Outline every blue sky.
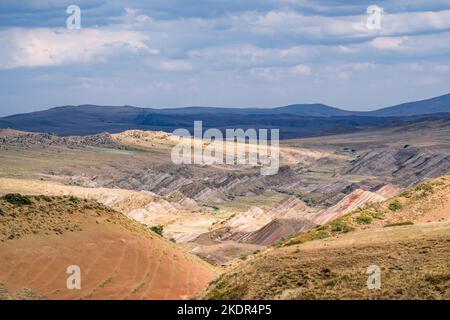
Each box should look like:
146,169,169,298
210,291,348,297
1,0,450,116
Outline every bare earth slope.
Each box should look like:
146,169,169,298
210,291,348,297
0,195,216,300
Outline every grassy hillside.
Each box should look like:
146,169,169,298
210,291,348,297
201,173,450,300
281,173,450,247
0,194,217,300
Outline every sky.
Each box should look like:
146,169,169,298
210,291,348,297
1,0,450,116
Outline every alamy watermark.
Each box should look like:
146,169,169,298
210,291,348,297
171,121,280,176
66,5,81,30
366,265,381,290
366,5,383,30
66,265,81,290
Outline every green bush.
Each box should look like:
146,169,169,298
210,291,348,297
368,210,385,219
40,195,53,202
69,196,79,204
388,200,402,211
310,228,330,240
239,253,247,261
415,183,433,193
330,220,354,233
2,194,32,206
413,183,434,199
356,213,373,225
150,224,164,236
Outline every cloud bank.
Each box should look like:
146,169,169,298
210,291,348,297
0,0,449,115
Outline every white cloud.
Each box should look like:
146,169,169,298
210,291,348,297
158,59,193,71
433,65,450,73
0,27,155,69
290,64,312,75
232,9,450,40
370,36,407,50
249,64,312,81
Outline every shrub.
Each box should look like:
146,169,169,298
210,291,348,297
425,273,450,285
2,194,32,206
310,228,330,240
356,213,373,225
368,210,385,219
330,220,354,233
415,183,433,193
36,195,52,203
150,224,164,236
388,200,402,212
413,183,434,199
203,204,219,211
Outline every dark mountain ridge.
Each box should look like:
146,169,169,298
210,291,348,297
0,94,449,139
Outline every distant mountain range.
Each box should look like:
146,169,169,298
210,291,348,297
1,93,449,139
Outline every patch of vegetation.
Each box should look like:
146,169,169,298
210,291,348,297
203,204,220,212
388,200,402,212
356,213,373,225
132,282,145,294
239,253,248,261
208,278,227,292
324,278,337,287
424,272,450,285
2,194,32,206
311,225,330,239
413,183,434,199
150,224,164,236
400,182,434,199
357,203,386,220
330,219,354,233
37,195,53,203
384,221,414,228
301,197,316,206
415,183,433,193
205,277,246,300
69,196,79,204
282,225,331,247
98,276,112,288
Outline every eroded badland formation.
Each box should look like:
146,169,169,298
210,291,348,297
0,116,449,299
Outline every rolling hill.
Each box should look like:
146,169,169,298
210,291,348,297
0,194,217,300
201,174,450,300
0,94,449,138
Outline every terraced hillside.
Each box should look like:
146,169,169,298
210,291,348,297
0,194,216,300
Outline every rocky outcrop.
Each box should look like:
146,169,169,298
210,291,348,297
306,188,390,225
0,130,120,149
